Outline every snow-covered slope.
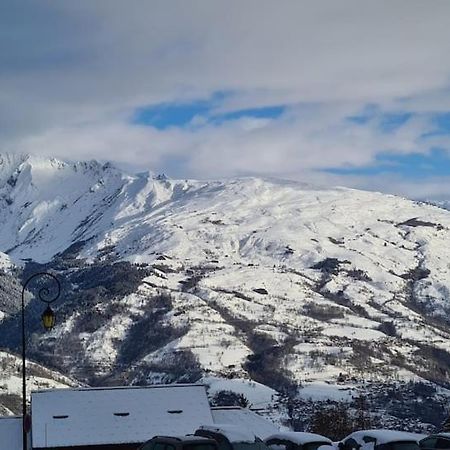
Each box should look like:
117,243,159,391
0,252,12,271
0,350,77,415
0,154,449,430
428,200,450,211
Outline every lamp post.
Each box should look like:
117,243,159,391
21,272,59,450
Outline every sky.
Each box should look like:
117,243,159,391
1,0,450,200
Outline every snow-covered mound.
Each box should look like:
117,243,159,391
0,153,450,431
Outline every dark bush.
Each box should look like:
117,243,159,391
304,302,345,321
253,288,268,295
400,267,430,281
309,402,354,440
346,269,372,282
210,390,250,408
378,321,397,337
311,258,350,275
180,275,203,292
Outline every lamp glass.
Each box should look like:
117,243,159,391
41,306,56,330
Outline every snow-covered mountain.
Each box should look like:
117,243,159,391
428,200,450,212
0,154,449,430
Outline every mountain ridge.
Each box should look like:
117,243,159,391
0,153,449,431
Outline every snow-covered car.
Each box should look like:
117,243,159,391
420,433,450,450
138,435,219,450
211,406,279,440
195,424,270,450
338,430,426,450
265,432,332,450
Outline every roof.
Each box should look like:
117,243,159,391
344,430,427,445
265,432,332,445
422,434,450,440
211,407,279,440
198,424,258,443
0,416,22,450
31,384,214,448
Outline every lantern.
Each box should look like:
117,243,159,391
41,305,56,330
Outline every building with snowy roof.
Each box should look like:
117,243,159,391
0,416,23,450
30,384,214,450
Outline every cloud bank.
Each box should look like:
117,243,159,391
1,0,450,198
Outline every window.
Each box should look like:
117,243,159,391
420,438,439,450
195,431,233,450
266,439,296,450
141,442,158,450
141,442,176,450
304,442,333,450
267,445,288,450
436,439,450,450
419,437,450,450
233,441,271,450
343,439,361,450
184,444,218,450
377,441,420,450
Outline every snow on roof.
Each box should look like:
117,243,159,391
198,424,258,443
31,384,214,448
0,416,22,450
265,432,332,445
211,407,279,440
345,430,426,445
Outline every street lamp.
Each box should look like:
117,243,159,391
21,272,60,450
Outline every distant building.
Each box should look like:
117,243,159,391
0,416,23,450
30,384,214,450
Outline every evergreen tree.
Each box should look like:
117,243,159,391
442,410,450,432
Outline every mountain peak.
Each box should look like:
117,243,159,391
0,152,124,176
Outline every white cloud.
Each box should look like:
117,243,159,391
1,0,450,198
7,103,435,178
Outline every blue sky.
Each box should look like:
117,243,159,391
132,93,286,129
326,149,450,178
336,109,450,179
131,95,450,186
348,107,413,132
2,1,450,199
